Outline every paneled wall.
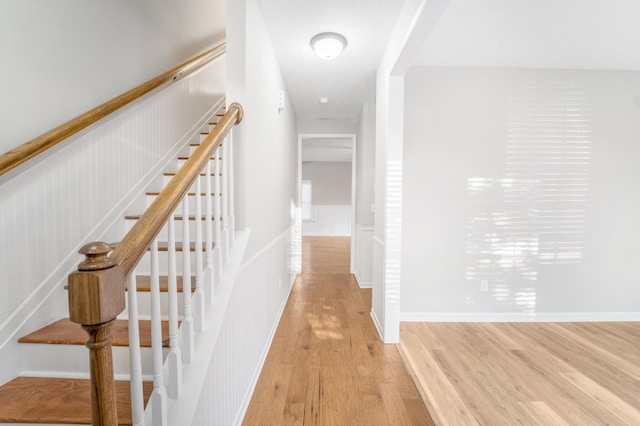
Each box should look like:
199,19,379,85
302,161,352,236
192,229,295,425
401,66,640,320
0,58,226,385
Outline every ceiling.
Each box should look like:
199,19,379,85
414,0,640,71
259,0,640,129
258,0,404,121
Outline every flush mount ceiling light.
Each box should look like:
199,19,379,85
310,32,347,60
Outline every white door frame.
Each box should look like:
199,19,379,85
298,133,357,273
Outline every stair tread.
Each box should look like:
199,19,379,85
154,241,208,252
133,275,195,292
0,377,152,425
65,275,195,292
163,172,221,176
125,214,219,221
146,191,218,196
177,157,221,160
18,318,169,347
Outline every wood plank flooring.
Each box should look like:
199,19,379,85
243,236,434,425
400,322,640,425
0,377,152,425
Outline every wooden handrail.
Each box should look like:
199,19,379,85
110,102,244,276
0,43,226,177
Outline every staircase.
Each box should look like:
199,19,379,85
0,106,229,425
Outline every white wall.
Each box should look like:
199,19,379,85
301,162,352,236
401,66,640,320
227,0,298,259
302,162,351,205
0,0,225,154
354,103,376,287
220,0,299,423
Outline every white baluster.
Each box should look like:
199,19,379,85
221,136,229,262
213,144,223,283
182,196,194,363
150,239,168,426
166,216,182,398
127,272,145,426
228,128,235,248
193,170,205,332
205,158,215,304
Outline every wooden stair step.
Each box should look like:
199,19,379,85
0,377,152,425
177,156,221,161
146,191,218,196
65,275,195,292
154,241,209,252
125,214,219,221
190,142,222,147
18,318,169,347
163,172,221,176
133,275,195,292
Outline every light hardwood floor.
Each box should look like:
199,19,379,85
400,321,640,425
243,236,434,425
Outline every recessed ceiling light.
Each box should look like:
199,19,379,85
319,97,329,104
310,32,347,60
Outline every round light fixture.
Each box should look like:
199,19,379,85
310,32,347,60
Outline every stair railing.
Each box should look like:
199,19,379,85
68,102,243,426
0,43,225,177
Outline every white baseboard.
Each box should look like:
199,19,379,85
353,272,372,289
370,309,384,340
400,311,640,322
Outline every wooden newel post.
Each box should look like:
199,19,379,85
68,242,126,426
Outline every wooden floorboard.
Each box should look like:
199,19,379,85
400,321,640,425
243,236,434,426
0,377,152,425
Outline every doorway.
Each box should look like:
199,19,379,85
298,133,356,273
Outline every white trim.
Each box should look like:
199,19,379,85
232,268,296,426
239,228,291,272
370,310,384,338
298,133,357,271
358,226,375,232
373,236,384,248
350,134,357,274
354,272,372,289
400,312,640,322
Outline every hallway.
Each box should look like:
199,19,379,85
243,237,434,425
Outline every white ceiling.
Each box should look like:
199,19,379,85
259,0,640,125
413,0,640,71
258,0,404,121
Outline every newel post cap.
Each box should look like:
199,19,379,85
68,242,125,325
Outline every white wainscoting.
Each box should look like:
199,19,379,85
0,57,226,386
302,205,351,236
190,228,296,426
353,225,374,288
